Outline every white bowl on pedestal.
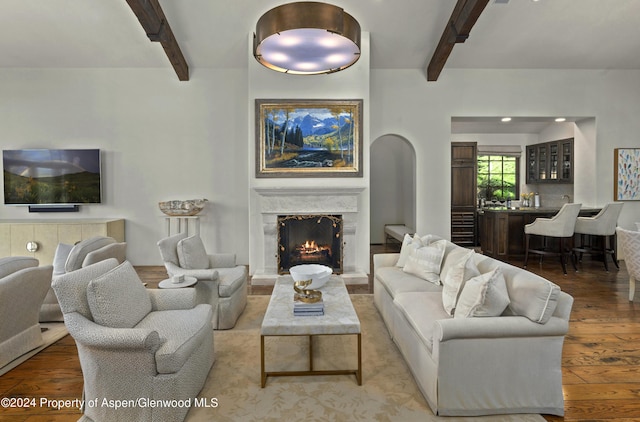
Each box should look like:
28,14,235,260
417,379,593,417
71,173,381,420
289,264,332,290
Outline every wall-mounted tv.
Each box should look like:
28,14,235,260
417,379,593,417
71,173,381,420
3,149,102,206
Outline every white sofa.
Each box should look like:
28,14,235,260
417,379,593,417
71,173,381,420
373,235,573,417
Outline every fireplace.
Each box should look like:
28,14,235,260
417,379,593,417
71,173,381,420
277,214,343,274
251,186,367,286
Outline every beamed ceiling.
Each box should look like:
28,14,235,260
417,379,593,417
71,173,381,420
0,0,639,81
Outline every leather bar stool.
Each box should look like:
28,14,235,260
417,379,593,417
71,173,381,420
524,203,582,275
573,202,624,271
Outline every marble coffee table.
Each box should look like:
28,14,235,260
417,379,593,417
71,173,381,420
260,275,362,387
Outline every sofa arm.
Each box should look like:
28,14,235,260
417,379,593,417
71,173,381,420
209,253,236,268
435,315,569,342
147,288,197,310
373,253,400,272
164,262,219,281
64,312,161,352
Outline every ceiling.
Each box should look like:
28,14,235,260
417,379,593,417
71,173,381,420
1,0,640,72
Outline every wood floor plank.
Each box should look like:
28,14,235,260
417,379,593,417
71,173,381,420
2,248,640,421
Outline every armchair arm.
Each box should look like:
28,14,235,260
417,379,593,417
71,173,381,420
164,261,219,281
147,288,197,310
63,312,161,352
209,253,236,268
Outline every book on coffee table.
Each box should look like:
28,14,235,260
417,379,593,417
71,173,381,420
293,294,324,316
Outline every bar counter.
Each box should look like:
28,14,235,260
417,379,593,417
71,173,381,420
477,206,601,261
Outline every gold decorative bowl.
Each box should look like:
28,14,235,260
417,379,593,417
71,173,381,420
158,199,208,216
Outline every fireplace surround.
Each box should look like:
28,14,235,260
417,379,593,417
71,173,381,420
251,187,367,285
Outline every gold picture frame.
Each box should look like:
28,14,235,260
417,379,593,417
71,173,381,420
255,99,363,178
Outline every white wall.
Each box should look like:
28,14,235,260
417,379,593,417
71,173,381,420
247,33,371,275
2,64,639,268
370,69,640,236
0,68,249,265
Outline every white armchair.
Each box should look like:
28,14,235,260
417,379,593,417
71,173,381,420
157,233,247,329
0,257,53,369
40,236,127,322
52,259,214,422
524,203,582,274
616,227,640,301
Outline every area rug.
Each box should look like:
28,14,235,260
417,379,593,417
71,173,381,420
0,322,68,376
186,295,544,422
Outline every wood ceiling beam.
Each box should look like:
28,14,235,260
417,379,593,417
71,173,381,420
426,0,490,82
126,0,189,81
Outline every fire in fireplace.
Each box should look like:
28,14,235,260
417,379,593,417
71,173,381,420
277,214,343,274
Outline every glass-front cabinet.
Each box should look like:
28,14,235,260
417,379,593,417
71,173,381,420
525,138,574,184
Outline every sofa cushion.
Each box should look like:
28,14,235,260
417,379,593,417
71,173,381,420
397,233,438,267
441,249,480,316
402,239,446,285
135,304,212,374
376,266,443,299
394,292,451,354
177,236,210,270
86,261,152,328
0,256,38,279
52,243,73,276
454,267,510,318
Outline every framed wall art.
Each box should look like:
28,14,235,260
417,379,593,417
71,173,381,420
614,148,640,200
255,99,363,178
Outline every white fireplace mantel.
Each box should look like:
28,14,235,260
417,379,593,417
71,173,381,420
251,186,367,285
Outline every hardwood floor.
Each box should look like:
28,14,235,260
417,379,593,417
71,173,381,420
1,246,639,421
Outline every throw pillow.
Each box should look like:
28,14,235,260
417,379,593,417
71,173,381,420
441,249,480,316
86,261,152,328
177,235,210,270
396,233,437,267
402,239,447,285
52,243,73,276
454,267,510,318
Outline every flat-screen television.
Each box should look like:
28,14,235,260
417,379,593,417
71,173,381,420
3,149,102,206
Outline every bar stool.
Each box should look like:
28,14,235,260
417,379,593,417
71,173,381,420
616,227,640,301
573,202,624,271
524,203,582,275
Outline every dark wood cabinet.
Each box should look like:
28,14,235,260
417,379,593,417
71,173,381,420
451,142,477,247
526,138,574,184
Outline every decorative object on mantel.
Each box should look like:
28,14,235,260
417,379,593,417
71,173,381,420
158,199,208,216
255,99,363,178
614,148,640,200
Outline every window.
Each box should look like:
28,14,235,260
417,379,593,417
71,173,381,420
477,155,519,201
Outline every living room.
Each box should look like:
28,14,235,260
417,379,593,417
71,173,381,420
1,1,640,421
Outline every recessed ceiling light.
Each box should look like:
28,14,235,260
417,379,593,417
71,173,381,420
555,117,566,122
501,117,512,122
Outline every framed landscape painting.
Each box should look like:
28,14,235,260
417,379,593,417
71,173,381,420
255,99,363,178
614,148,640,200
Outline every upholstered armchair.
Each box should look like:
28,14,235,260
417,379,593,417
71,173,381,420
616,227,640,301
52,259,214,422
0,257,53,369
524,203,582,274
40,236,127,322
574,202,624,271
157,232,247,329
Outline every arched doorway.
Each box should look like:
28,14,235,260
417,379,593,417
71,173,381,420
370,134,416,244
